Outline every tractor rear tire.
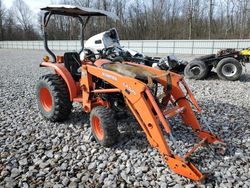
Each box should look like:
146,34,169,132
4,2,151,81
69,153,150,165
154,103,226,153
184,60,209,80
216,58,242,81
90,106,119,147
36,74,72,122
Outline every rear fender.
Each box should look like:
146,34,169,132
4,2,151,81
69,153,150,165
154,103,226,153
40,62,77,101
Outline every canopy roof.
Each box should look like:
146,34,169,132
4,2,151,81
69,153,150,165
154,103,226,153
41,5,119,20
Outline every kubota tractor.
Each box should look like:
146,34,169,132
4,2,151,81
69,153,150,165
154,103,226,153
36,5,226,181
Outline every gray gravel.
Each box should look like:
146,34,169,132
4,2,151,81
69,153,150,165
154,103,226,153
0,49,250,187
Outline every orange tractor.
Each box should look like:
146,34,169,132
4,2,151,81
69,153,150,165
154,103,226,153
37,5,225,181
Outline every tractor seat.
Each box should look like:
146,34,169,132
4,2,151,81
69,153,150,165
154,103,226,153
64,52,81,81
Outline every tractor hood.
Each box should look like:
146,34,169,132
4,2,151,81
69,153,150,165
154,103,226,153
40,5,119,20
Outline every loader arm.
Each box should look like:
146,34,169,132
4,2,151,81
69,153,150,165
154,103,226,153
80,63,224,181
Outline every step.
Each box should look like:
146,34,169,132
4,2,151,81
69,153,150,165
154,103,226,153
183,138,207,160
163,106,185,119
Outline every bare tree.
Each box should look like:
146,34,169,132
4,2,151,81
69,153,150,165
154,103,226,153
73,0,91,7
0,0,5,40
3,10,17,40
239,0,248,38
208,0,214,39
1,0,250,40
188,0,193,39
13,0,33,31
9,0,38,39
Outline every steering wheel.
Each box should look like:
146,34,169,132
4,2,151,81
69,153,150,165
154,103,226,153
100,46,119,59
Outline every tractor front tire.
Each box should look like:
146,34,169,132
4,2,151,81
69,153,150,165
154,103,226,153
216,58,242,81
184,60,209,80
36,74,72,122
90,106,119,147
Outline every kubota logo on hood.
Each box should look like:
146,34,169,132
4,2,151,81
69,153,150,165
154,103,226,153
102,72,117,81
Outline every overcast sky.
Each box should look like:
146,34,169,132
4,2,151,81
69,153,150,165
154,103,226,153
3,0,53,12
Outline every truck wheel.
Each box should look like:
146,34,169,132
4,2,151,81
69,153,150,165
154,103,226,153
216,58,242,81
184,60,209,80
90,106,119,147
36,74,72,122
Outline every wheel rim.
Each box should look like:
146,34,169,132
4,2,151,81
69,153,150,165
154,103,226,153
190,66,201,76
39,87,52,112
92,116,104,140
221,64,237,77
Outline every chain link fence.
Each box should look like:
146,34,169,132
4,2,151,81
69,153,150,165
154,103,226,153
0,39,250,55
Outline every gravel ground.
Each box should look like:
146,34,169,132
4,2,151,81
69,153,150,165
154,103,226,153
0,49,250,188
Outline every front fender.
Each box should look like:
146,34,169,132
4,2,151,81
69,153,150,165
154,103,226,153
40,62,77,101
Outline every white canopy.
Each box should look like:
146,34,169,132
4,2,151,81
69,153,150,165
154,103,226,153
41,5,119,20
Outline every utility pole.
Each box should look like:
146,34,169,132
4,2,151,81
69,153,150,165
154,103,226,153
208,0,214,39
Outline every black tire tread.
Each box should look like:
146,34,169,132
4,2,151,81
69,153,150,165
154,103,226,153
216,58,242,81
90,106,119,147
36,74,72,122
184,60,209,80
